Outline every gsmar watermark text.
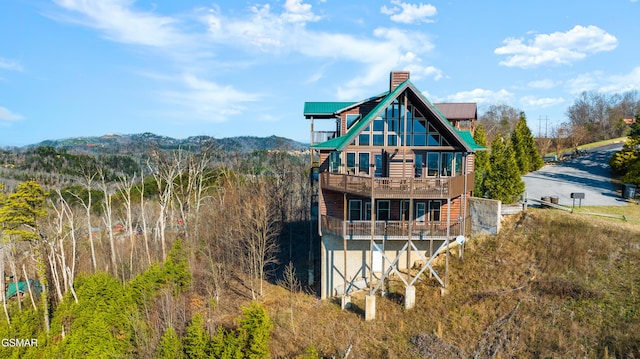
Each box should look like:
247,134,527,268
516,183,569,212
2,338,38,347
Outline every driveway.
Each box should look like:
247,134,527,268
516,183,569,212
523,144,626,207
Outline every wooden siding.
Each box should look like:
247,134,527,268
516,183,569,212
466,153,475,174
320,190,342,218
318,151,330,173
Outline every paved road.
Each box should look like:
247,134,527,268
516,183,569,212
523,143,626,207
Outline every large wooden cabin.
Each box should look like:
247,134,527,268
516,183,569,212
306,71,482,299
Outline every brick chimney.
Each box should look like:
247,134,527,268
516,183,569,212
390,71,410,91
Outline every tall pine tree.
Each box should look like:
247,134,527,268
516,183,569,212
0,181,50,331
511,113,544,174
484,135,525,203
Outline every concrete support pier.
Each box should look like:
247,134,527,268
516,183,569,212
404,285,416,310
365,295,376,321
341,295,351,310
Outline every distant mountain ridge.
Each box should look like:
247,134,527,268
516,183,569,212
28,132,308,154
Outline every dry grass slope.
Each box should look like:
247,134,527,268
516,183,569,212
263,208,640,358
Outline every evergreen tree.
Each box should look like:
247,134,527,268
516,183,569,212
210,325,243,359
511,114,531,175
0,181,50,332
157,326,183,359
511,113,544,174
183,313,210,359
0,180,47,241
611,116,640,185
484,135,525,203
473,125,489,197
56,273,134,358
238,302,272,359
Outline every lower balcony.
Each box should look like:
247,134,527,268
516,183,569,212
320,214,470,240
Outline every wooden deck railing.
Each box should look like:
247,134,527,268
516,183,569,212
320,172,474,199
321,215,471,240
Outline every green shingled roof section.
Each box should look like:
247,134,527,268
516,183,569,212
456,130,485,151
304,102,356,115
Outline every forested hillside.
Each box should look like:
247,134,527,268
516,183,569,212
1,133,639,358
0,143,311,358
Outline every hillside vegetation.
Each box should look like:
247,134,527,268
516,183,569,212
2,205,639,358
260,209,640,358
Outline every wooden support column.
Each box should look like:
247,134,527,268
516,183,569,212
342,192,349,308
369,175,375,295
406,198,414,283
445,197,451,292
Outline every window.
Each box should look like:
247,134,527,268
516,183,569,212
413,134,426,146
427,152,439,176
427,134,440,146
329,152,341,173
416,203,426,223
374,154,384,177
373,134,384,146
359,153,370,175
415,153,423,177
364,202,372,220
455,153,463,175
441,153,453,177
429,200,441,221
373,119,385,131
346,114,361,129
413,119,426,133
387,119,398,132
358,134,370,146
377,200,390,221
401,200,410,221
400,118,412,133
387,135,398,146
346,152,356,174
348,200,362,221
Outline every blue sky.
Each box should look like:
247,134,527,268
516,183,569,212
1,0,639,146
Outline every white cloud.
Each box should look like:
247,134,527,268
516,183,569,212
565,71,605,94
52,1,439,106
0,107,22,121
495,25,618,68
566,67,640,95
403,64,442,81
441,88,514,104
161,74,262,122
520,96,565,108
599,67,640,93
202,2,437,99
51,0,188,48
0,57,23,72
282,0,321,23
380,0,437,24
528,79,559,89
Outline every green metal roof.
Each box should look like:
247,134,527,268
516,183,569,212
6,279,41,299
456,130,485,151
311,79,481,152
304,102,356,116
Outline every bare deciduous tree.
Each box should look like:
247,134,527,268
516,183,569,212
238,180,281,299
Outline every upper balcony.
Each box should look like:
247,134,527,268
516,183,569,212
311,131,338,145
320,172,474,199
